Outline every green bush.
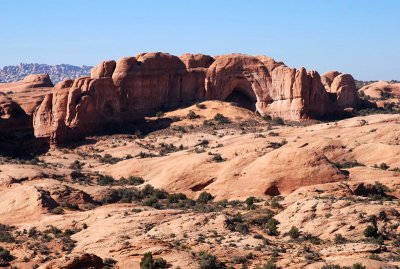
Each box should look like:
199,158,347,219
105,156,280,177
97,175,115,185
214,113,230,124
0,247,14,262
212,153,224,162
288,226,300,239
303,232,321,245
140,252,168,269
379,162,389,170
363,225,378,238
271,117,284,125
198,251,222,269
266,218,279,236
262,114,272,121
69,160,83,170
197,191,214,204
245,196,255,209
334,234,346,244
187,110,199,119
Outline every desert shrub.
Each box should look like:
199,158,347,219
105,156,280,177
0,224,15,243
378,211,387,221
140,252,154,269
28,227,38,238
320,266,342,269
374,182,389,196
198,251,224,269
119,176,145,186
271,117,284,125
303,233,321,244
334,234,346,244
224,213,249,234
100,154,123,164
368,254,382,261
212,153,224,162
138,151,158,158
104,257,117,265
269,140,287,149
334,160,364,169
245,196,256,209
167,193,187,204
139,252,168,269
266,218,279,236
351,264,366,269
50,207,64,215
288,226,300,239
70,170,90,184
321,264,366,269
363,225,378,238
187,110,199,119
262,114,272,121
0,247,14,262
270,196,283,209
379,162,389,170
214,113,230,124
197,191,214,204
69,160,83,170
97,175,115,185
268,131,279,136
0,231,14,243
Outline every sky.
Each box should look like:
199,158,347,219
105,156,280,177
0,0,399,80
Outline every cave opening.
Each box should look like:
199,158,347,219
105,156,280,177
225,87,256,111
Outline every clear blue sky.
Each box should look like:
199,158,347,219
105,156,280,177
0,0,399,80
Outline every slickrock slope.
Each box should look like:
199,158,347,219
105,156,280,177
32,52,364,144
360,81,400,99
359,81,400,108
0,104,399,269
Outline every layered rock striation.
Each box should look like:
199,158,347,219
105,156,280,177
28,52,363,144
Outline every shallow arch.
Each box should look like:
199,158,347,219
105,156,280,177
205,54,272,112
223,79,257,111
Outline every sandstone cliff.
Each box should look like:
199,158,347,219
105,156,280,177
0,74,53,155
29,53,361,144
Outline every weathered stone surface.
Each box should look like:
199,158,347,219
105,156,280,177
39,253,104,269
321,70,340,92
30,52,361,144
179,53,214,69
90,60,116,79
0,93,30,132
330,73,359,109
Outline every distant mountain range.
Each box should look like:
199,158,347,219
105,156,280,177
0,63,92,84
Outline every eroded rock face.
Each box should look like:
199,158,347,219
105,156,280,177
34,53,212,143
0,75,53,155
31,52,361,144
205,54,341,119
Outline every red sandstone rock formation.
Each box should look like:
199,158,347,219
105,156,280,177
0,74,53,155
321,71,359,110
30,53,361,144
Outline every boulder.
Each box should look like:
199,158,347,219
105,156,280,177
179,53,214,69
90,60,116,79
